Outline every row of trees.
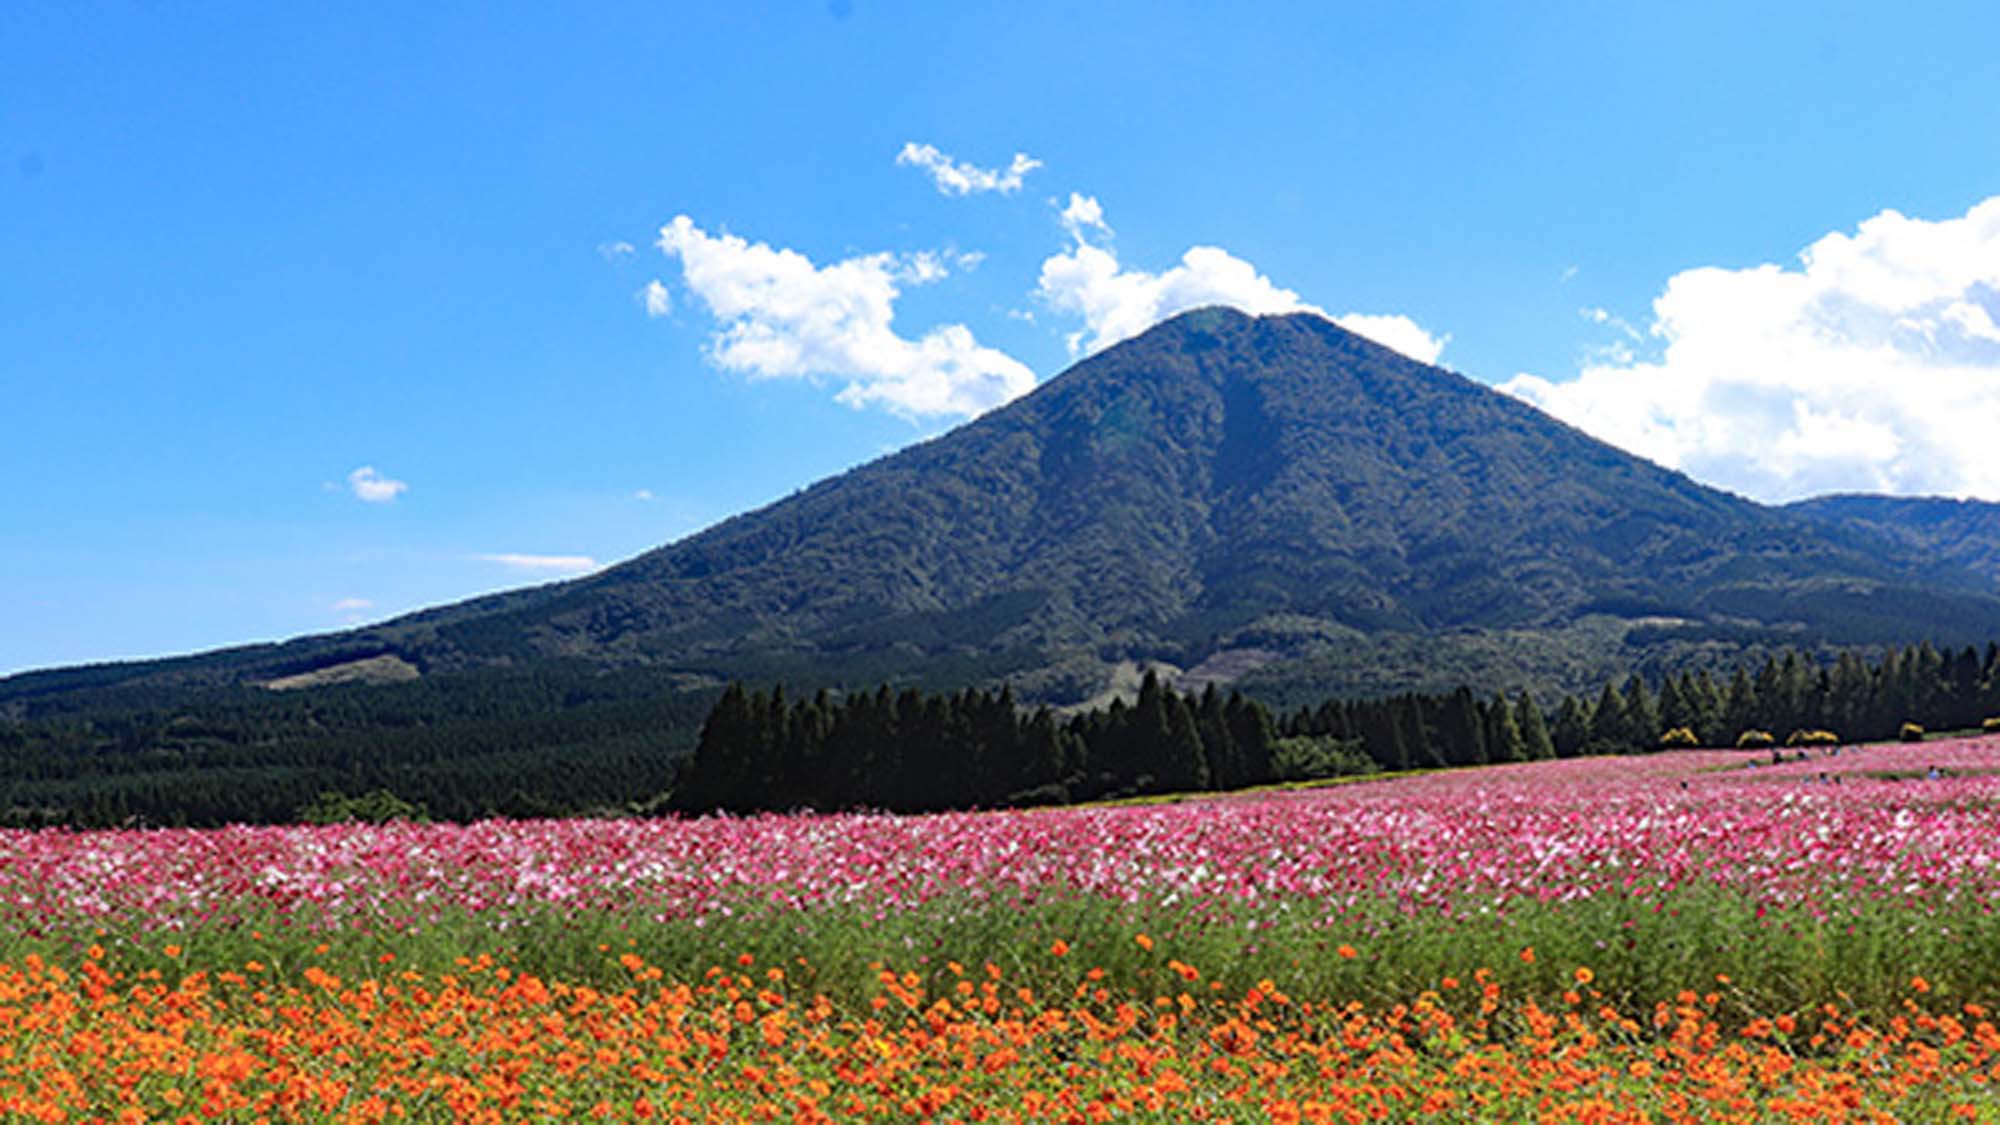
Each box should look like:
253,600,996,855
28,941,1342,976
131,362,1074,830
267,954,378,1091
1286,643,2000,772
9,640,2000,824
0,664,718,827
676,642,2000,814
670,676,1278,814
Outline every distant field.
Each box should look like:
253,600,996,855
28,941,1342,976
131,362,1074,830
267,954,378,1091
4,737,2000,1120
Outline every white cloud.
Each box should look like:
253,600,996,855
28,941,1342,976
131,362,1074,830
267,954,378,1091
598,240,635,260
330,597,373,613
896,142,1041,196
633,488,656,501
655,215,1036,417
1502,196,2000,502
477,553,600,575
1058,192,1111,244
346,466,407,504
1580,306,1642,340
1036,195,1447,364
641,279,672,317
1329,313,1449,366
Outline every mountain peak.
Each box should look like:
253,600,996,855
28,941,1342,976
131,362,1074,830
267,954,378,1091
12,308,2000,712
348,307,2000,695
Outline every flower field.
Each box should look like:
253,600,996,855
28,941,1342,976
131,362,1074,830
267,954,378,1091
5,737,2000,1121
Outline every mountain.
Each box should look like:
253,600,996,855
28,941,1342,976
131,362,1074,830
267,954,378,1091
1786,494,2000,588
10,307,2000,720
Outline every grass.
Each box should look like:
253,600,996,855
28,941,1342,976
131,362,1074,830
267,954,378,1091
9,879,1994,1034
7,750,2000,1120
1072,766,1435,809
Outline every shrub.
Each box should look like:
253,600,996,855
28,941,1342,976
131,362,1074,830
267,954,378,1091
1004,783,1071,808
1899,722,1927,743
1734,729,1776,750
299,789,430,825
1786,729,1840,747
1658,727,1701,749
1983,716,2000,734
1272,735,1379,782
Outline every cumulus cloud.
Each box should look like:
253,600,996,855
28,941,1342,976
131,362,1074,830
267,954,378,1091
1328,313,1449,366
655,215,1036,417
346,466,407,504
641,279,672,317
1036,194,1447,364
1057,192,1110,243
1502,197,2000,502
597,240,635,260
896,142,1041,196
477,553,600,575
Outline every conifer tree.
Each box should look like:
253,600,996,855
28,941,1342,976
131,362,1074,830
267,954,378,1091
1436,687,1487,766
1514,690,1555,760
1722,666,1759,743
1587,681,1630,753
1689,669,1725,745
1551,695,1590,759
1020,707,1067,795
1158,690,1210,793
1224,692,1278,785
1397,695,1442,768
1656,674,1689,735
1195,685,1242,789
1623,674,1659,748
1486,692,1526,762
1357,699,1408,771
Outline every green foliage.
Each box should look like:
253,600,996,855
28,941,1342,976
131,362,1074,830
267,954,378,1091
298,788,429,825
1270,735,1378,782
669,674,1278,815
1658,727,1700,749
13,881,2000,1036
18,309,2000,743
1983,716,2000,733
9,634,2000,826
1784,729,1840,747
1735,729,1776,750
0,663,717,827
10,309,2000,824
1900,721,1928,742
1514,690,1556,760
1788,494,2000,588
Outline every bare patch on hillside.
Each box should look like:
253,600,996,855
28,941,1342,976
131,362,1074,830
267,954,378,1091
261,654,419,691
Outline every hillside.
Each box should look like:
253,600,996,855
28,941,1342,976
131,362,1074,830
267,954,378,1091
10,308,2000,722
1786,494,2000,588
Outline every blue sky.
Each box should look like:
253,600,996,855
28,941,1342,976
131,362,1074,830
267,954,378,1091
5,1,2000,675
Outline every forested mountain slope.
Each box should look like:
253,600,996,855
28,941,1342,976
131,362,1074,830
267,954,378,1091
9,308,2000,721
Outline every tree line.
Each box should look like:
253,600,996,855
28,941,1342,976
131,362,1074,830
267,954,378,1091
668,675,1279,814
1283,642,2000,772
673,641,2000,814
0,663,716,828
5,641,2000,825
